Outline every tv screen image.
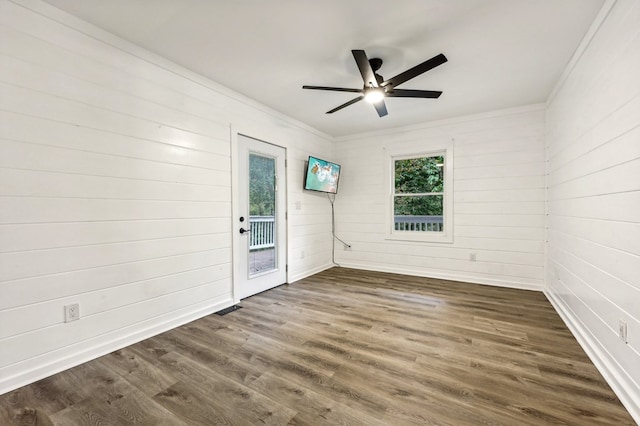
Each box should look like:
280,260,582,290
304,156,341,194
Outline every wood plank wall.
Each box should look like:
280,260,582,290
545,0,640,421
2,3,636,422
333,106,546,290
0,0,334,394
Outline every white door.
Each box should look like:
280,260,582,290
234,135,287,300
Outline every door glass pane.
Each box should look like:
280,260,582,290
249,153,276,276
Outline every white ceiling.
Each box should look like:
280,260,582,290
42,0,604,137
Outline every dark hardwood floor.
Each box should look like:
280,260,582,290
0,267,635,425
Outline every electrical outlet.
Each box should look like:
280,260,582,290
300,250,305,259
64,303,80,323
469,252,477,262
619,319,628,343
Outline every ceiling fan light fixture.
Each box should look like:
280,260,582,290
364,88,384,104
302,49,447,117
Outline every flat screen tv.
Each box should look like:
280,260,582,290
304,156,341,194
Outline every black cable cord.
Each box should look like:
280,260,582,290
328,193,351,266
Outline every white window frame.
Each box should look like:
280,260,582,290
385,143,453,243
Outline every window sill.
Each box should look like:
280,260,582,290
385,232,453,244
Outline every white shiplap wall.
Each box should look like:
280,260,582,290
333,106,546,290
0,0,333,394
545,0,640,420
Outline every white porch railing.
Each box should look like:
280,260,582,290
249,216,440,249
249,216,275,250
394,215,443,232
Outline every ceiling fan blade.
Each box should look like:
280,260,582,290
386,89,442,98
326,96,363,114
352,50,379,88
373,100,388,117
382,53,447,89
302,85,363,93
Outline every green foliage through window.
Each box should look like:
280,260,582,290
249,154,275,216
395,156,444,194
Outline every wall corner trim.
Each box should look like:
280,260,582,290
288,263,335,284
546,0,618,105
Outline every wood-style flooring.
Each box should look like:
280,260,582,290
0,267,635,425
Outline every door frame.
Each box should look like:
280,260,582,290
230,128,288,304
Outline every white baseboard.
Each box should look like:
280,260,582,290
0,297,233,395
545,290,640,424
336,262,543,292
287,262,335,284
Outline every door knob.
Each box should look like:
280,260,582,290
239,227,251,234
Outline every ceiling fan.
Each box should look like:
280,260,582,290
303,49,448,117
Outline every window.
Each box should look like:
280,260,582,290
386,145,453,243
394,155,444,231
